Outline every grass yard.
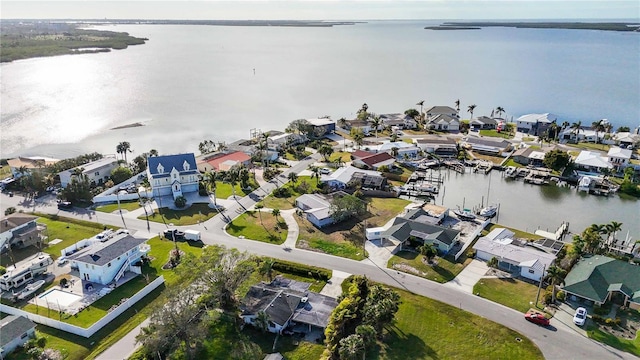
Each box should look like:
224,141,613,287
329,151,351,163
215,182,253,199
0,165,12,178
470,152,505,165
483,223,539,240
503,158,524,168
573,142,611,152
473,278,542,313
142,203,218,226
95,200,141,213
388,251,473,283
226,211,287,244
298,198,410,260
480,129,513,139
260,176,322,210
380,289,543,360
588,326,640,357
145,236,205,286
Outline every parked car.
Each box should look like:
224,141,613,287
573,307,587,326
57,201,72,209
320,168,331,174
524,312,550,326
57,256,68,266
164,229,185,240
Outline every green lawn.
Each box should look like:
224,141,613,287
214,182,253,199
329,151,351,163
95,201,141,213
284,151,312,161
503,158,525,168
480,129,513,139
142,203,218,226
226,211,287,244
473,278,542,313
572,142,611,152
380,289,543,359
0,165,12,178
388,251,472,283
260,176,322,210
483,223,540,240
588,325,640,357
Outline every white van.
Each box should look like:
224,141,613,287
184,230,202,241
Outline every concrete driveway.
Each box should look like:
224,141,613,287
444,259,489,293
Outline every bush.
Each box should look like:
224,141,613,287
556,290,566,302
273,187,291,198
174,196,187,208
543,293,553,305
593,305,610,316
487,257,498,268
272,260,331,281
0,266,5,275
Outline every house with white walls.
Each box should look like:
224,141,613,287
147,153,199,200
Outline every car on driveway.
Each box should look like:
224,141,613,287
320,168,331,174
524,311,550,326
57,201,73,209
573,307,587,326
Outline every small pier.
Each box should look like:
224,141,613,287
535,221,570,241
443,160,465,174
524,169,551,185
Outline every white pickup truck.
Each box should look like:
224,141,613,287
184,229,202,241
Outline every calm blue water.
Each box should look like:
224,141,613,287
1,21,639,158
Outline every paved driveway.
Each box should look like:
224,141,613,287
443,259,489,293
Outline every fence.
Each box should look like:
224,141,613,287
454,219,490,261
92,171,149,203
0,276,164,338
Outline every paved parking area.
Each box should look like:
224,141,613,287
443,259,489,293
320,270,351,298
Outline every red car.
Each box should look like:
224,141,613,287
525,312,550,326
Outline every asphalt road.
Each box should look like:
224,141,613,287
1,160,637,360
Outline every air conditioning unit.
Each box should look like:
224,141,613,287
301,297,308,303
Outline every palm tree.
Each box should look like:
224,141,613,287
310,166,321,185
287,172,298,184
116,141,132,162
545,266,567,303
203,171,218,207
495,106,505,119
149,149,158,157
254,203,265,226
592,119,605,144
467,104,477,121
454,99,460,112
16,165,29,178
260,133,270,167
255,311,270,333
333,158,344,168
416,100,424,122
390,132,399,142
259,258,275,282
370,114,382,138
605,221,623,247
272,208,280,223
570,121,583,140
390,147,399,158
352,131,364,149
339,334,365,360
420,243,438,263
225,168,239,199
337,117,348,129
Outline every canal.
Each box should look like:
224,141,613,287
429,168,640,239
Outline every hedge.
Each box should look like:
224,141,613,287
272,260,331,281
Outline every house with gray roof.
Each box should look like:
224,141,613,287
68,232,150,286
0,315,36,357
320,166,386,190
471,116,498,131
426,114,460,132
147,153,199,200
425,106,459,119
1,213,44,254
462,136,512,155
383,216,460,254
295,193,334,228
515,113,557,136
240,283,338,334
562,255,640,310
414,136,458,158
59,155,119,188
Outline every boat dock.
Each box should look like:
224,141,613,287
535,221,570,241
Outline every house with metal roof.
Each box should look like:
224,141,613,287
414,136,458,158
295,193,334,228
147,153,199,199
512,146,548,167
305,118,336,138
0,315,36,357
68,232,150,286
374,141,420,159
462,136,512,155
352,152,396,170
515,113,558,136
320,166,386,190
574,150,613,173
59,155,119,187
562,255,640,309
240,283,338,334
383,216,460,254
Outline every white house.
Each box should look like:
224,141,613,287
59,155,119,187
607,147,632,171
414,137,458,158
267,133,308,150
345,119,372,135
374,141,420,159
425,106,459,119
6,156,59,179
515,113,558,136
352,152,396,170
0,315,36,358
574,150,613,173
473,234,556,282
320,166,385,189
426,114,460,132
147,153,199,200
0,213,44,253
379,113,417,129
68,232,150,286
295,193,335,228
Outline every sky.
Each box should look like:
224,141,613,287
1,1,639,20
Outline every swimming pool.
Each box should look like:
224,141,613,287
37,288,82,308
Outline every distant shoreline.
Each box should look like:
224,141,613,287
425,21,640,32
69,19,360,28
110,122,145,130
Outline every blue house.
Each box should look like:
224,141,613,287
147,153,199,199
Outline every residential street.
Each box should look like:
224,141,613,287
1,155,637,360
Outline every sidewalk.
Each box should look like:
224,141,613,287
320,270,351,298
95,319,149,360
280,209,299,249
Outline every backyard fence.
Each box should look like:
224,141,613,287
0,276,164,338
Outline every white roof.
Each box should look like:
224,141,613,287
473,237,556,268
485,228,515,241
529,151,546,160
607,147,632,159
320,166,382,185
574,151,613,169
64,156,118,174
296,193,331,209
306,118,334,126
516,113,558,124
376,141,419,152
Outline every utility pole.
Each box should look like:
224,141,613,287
535,264,547,309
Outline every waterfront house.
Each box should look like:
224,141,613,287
344,119,372,135
147,153,199,200
306,118,336,138
379,113,417,130
425,106,459,119
473,231,556,282
240,283,338,334
7,156,59,179
470,116,498,131
0,315,36,358
59,155,119,187
462,136,512,155
197,151,252,172
512,147,547,167
67,231,150,286
612,131,640,149
607,147,632,171
374,141,420,159
573,151,613,173
382,216,460,254
562,255,640,310
0,213,45,253
267,132,308,150
320,166,386,190
515,113,557,136
352,152,395,170
426,114,460,132
559,128,602,143
414,136,458,158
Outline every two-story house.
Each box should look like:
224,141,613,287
515,113,557,136
147,153,199,200
607,147,632,171
0,214,45,253
68,232,150,286
59,155,119,187
6,156,59,179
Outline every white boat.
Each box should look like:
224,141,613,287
453,208,476,221
505,166,517,178
16,280,45,300
479,205,498,218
